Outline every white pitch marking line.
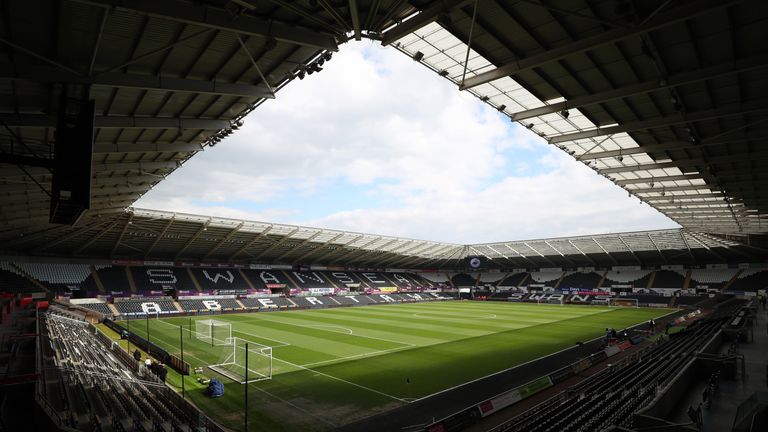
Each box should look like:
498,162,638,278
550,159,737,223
300,345,414,368
219,314,416,347
302,324,353,335
206,317,292,346
272,356,409,403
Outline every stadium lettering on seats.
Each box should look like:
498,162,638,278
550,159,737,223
332,272,355,284
380,295,395,302
305,297,323,305
147,268,177,284
203,270,235,284
344,296,359,303
257,298,277,308
292,272,324,284
141,302,161,314
203,300,222,310
361,272,385,284
259,271,281,284
393,274,410,284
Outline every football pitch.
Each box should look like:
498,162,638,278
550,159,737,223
115,301,674,431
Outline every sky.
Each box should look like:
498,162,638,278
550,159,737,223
135,41,678,244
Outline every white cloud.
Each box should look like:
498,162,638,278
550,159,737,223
136,42,678,244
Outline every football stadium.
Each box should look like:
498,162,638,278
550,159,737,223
1,1,768,432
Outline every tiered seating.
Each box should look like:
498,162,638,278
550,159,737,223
241,269,294,289
177,298,242,312
112,300,178,315
559,272,601,289
323,271,369,288
238,296,295,309
675,295,707,306
387,272,426,288
13,262,100,292
652,270,686,288
288,271,333,288
728,269,768,291
498,300,745,432
404,273,435,287
291,296,336,308
688,268,738,289
94,266,132,293
497,273,527,287
602,270,651,287
190,268,250,291
451,273,477,287
40,312,200,431
0,262,37,293
131,266,196,292
419,272,451,285
526,271,562,287
77,302,113,315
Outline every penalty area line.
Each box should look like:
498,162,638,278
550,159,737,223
299,344,415,368
272,356,409,403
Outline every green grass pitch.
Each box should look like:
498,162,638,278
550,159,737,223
113,301,674,431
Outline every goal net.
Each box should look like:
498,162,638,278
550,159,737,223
609,298,639,308
195,319,232,346
208,337,272,384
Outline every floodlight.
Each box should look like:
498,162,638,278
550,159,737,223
298,70,305,79
525,123,534,129
616,155,623,162
438,70,449,77
323,52,332,61
412,51,424,61
560,109,570,119
497,104,506,111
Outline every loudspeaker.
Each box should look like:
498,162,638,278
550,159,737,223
50,94,95,225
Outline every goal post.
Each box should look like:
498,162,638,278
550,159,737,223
208,337,272,384
195,319,232,346
608,298,640,308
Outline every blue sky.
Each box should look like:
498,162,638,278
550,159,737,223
135,41,677,243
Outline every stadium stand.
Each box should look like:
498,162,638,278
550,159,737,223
94,266,132,293
288,271,333,288
238,296,295,309
190,268,250,291
493,300,746,432
177,298,243,312
0,262,38,293
497,273,528,288
559,271,602,290
652,270,686,288
76,302,113,316
602,270,651,288
13,262,101,292
526,271,562,287
112,299,179,315
241,269,294,289
451,273,477,287
727,269,768,291
131,266,197,292
688,268,739,290
40,311,204,431
323,271,370,288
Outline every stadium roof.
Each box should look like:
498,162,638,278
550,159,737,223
1,207,765,268
1,0,767,265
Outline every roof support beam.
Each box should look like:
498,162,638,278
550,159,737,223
348,0,362,41
600,149,768,175
459,0,739,90
227,225,273,261
174,219,211,259
71,0,338,51
94,142,203,154
271,231,324,262
292,232,345,263
202,222,245,260
0,114,230,130
549,102,768,144
0,65,274,99
145,216,175,257
510,55,768,121
577,137,760,161
250,228,300,261
381,0,474,46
